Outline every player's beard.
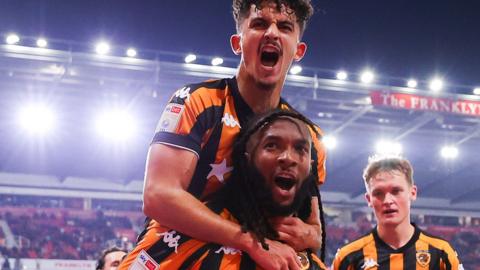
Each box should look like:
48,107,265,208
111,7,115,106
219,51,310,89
245,163,313,217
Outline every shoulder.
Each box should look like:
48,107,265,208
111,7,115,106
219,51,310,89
169,78,230,105
333,232,374,263
417,228,463,264
418,229,457,252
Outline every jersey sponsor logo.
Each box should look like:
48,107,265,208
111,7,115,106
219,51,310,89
129,250,159,270
222,113,241,128
157,230,181,253
155,103,185,133
416,250,431,267
361,258,379,269
170,105,182,114
174,86,191,100
215,246,241,255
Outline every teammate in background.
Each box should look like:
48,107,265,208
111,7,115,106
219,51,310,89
122,110,327,269
96,247,127,270
332,156,463,269
119,1,327,270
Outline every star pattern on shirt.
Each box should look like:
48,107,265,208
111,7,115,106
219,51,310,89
207,159,233,183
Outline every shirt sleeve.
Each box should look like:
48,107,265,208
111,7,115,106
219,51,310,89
151,84,223,156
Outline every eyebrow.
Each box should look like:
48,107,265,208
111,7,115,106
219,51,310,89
262,135,310,145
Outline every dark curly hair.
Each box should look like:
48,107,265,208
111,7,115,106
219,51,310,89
232,0,314,35
209,109,327,260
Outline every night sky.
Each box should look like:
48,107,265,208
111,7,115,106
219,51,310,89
1,0,479,88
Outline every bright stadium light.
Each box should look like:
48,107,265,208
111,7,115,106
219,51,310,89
211,57,223,66
473,87,480,95
36,38,48,48
407,79,418,88
336,70,348,80
95,41,110,55
440,145,459,159
375,140,402,156
360,70,374,84
95,110,136,142
126,48,137,57
6,34,20,45
289,65,302,75
322,135,337,150
184,54,197,63
17,104,55,135
429,78,444,92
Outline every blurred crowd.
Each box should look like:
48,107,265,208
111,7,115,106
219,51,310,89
0,195,478,269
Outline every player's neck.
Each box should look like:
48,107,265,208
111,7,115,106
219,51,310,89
377,221,415,249
236,71,282,114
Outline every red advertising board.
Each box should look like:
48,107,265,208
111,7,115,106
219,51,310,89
370,91,480,117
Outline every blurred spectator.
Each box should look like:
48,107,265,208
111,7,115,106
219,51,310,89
96,247,126,270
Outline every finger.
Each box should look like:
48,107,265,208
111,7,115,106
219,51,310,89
288,252,302,270
276,231,292,242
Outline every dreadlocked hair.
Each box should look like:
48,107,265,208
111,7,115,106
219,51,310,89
210,109,321,251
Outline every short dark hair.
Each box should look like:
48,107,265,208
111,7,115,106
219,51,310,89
96,246,127,270
232,0,314,35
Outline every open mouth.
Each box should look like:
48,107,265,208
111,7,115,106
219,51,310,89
383,209,397,215
260,51,280,67
274,176,296,191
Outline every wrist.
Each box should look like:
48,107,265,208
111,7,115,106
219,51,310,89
236,231,260,255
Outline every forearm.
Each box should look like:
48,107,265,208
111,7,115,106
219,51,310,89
143,186,257,253
305,196,322,251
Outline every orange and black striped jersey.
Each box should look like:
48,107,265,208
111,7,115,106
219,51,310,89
151,77,326,200
119,207,327,270
331,224,463,270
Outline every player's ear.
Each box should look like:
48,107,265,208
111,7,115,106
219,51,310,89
293,42,307,61
365,192,372,207
244,152,250,161
410,185,418,201
230,34,242,55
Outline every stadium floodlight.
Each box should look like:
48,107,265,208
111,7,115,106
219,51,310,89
322,135,337,150
440,145,459,159
36,38,48,48
429,78,444,92
184,54,197,63
473,87,480,95
360,70,374,84
375,140,402,156
95,41,110,55
95,110,136,142
126,48,137,57
211,57,223,66
336,70,348,80
289,65,302,75
407,79,417,88
6,34,20,45
17,104,55,135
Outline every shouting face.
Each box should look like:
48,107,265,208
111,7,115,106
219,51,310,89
247,117,312,208
231,2,307,90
